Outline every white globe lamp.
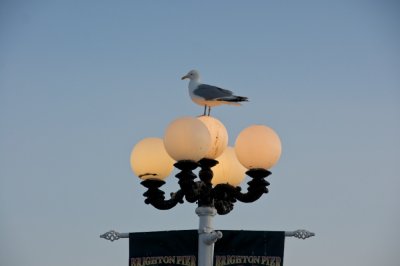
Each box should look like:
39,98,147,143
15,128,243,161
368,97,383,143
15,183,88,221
163,116,212,162
235,125,282,170
130,137,175,180
197,116,228,159
211,147,247,186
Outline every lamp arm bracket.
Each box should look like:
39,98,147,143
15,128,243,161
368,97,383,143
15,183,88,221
149,189,185,210
234,188,266,203
141,179,184,210
234,169,271,203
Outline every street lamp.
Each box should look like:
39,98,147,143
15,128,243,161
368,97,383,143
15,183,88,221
130,116,282,266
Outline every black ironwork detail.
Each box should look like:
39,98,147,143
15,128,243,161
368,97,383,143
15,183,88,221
141,179,184,210
198,158,218,207
140,159,272,215
235,168,271,203
174,160,199,203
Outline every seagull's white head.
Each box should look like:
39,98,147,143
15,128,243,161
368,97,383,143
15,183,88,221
181,70,200,81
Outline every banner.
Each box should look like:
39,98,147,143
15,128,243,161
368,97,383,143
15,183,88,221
129,230,285,266
214,231,285,266
129,230,197,266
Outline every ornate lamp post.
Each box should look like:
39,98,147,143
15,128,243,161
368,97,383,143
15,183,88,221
130,116,282,266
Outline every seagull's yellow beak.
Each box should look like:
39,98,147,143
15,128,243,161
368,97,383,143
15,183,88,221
181,75,189,80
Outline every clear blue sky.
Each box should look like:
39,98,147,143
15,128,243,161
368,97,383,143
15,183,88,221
1,1,399,266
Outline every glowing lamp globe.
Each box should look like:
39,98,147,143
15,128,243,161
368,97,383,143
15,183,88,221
198,116,228,159
163,116,212,162
130,138,174,180
235,125,282,170
211,147,247,187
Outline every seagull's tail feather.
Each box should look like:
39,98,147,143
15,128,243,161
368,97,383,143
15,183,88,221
217,96,249,103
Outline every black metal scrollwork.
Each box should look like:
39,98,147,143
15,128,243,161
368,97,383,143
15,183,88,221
141,159,272,214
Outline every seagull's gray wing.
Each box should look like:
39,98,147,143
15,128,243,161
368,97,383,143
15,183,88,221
194,84,233,100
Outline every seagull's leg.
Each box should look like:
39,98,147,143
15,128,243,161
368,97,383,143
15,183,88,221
203,106,207,116
207,106,211,116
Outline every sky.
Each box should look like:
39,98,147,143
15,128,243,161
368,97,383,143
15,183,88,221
0,1,399,266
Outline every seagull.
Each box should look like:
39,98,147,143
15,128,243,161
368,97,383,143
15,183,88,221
181,70,248,116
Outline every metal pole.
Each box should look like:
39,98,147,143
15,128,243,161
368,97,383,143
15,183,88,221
195,207,223,266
